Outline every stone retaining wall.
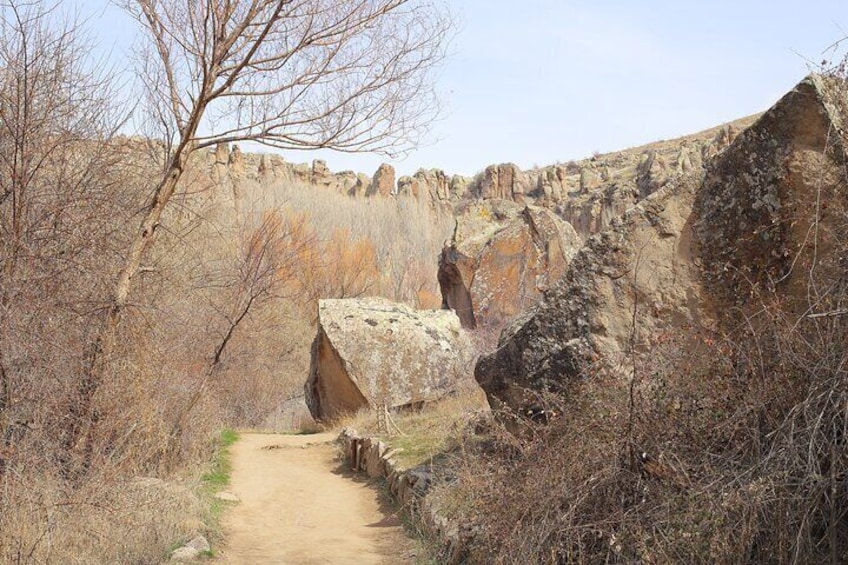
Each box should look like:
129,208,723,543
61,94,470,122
336,428,466,563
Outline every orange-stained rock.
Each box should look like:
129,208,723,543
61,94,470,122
438,200,581,330
367,163,396,197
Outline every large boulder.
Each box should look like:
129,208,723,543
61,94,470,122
694,74,848,313
305,298,475,420
438,200,582,330
474,174,705,411
474,75,848,413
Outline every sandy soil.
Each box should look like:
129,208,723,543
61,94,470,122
215,432,416,565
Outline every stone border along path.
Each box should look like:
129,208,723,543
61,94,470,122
337,428,467,565
210,432,417,565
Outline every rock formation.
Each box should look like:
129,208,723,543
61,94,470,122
202,110,759,224
367,163,396,197
305,297,475,420
694,74,848,313
474,172,705,411
416,168,451,202
228,144,245,173
474,74,848,414
438,200,582,330
635,150,669,197
311,159,331,186
349,173,370,197
478,163,527,202
397,168,464,204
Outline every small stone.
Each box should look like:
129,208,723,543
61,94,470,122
215,491,240,502
170,546,200,562
186,535,210,552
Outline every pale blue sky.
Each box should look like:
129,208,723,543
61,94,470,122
70,1,847,177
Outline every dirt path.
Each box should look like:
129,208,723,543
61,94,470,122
215,432,416,565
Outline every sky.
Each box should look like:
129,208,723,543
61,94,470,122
68,1,848,178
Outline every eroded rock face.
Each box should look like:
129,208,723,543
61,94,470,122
478,163,527,202
438,200,581,330
415,168,450,202
694,74,848,312
473,74,848,414
475,174,705,411
367,163,396,197
305,298,475,420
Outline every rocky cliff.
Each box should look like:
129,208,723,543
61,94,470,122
199,111,756,229
474,74,848,413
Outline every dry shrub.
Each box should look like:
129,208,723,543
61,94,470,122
442,276,848,564
259,178,455,308
432,53,848,565
0,472,202,565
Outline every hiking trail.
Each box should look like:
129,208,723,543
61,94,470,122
215,432,417,565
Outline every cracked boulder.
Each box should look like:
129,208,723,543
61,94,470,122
305,297,476,420
437,200,582,329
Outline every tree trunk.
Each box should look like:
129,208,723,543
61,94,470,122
63,151,190,478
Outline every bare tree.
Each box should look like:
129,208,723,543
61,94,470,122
0,0,131,477
68,0,450,466
168,209,316,445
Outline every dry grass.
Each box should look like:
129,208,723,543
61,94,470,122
332,386,488,470
0,472,205,565
431,297,848,564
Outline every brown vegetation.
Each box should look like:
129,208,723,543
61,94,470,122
0,0,451,562
425,68,848,565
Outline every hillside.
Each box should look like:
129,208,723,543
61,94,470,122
427,75,848,563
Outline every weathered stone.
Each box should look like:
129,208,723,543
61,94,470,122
210,142,230,183
335,171,359,194
349,173,370,197
538,168,565,202
214,491,240,502
291,162,311,183
214,143,229,165
676,145,693,172
438,201,581,329
311,159,331,186
407,466,434,496
305,297,475,420
367,163,396,197
337,429,468,563
268,155,289,181
229,144,244,174
475,173,705,412
473,74,848,414
557,183,641,236
636,150,669,197
449,175,471,200
366,442,385,477
258,154,270,178
694,74,848,313
397,175,420,198
579,166,601,194
170,546,200,562
186,535,210,553
478,163,527,202
414,168,450,202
